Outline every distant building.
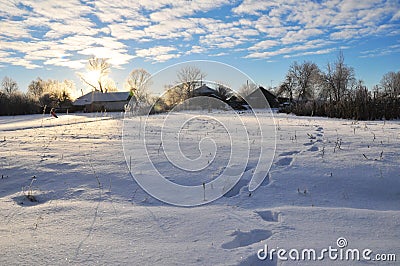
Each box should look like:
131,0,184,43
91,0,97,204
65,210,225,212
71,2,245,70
245,86,279,108
192,84,218,97
72,91,132,112
192,84,248,110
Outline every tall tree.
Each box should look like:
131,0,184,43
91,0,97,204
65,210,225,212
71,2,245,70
276,75,295,103
321,52,355,102
78,57,112,93
27,77,44,99
380,71,400,98
36,79,74,107
176,65,206,99
288,61,320,101
125,68,152,103
1,76,18,95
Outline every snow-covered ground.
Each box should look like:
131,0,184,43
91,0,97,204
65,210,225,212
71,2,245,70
0,111,399,265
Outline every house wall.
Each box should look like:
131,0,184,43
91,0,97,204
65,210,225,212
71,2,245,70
91,101,128,112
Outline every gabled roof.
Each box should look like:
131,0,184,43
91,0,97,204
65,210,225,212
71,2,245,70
246,86,277,100
245,86,279,108
193,84,216,96
73,91,130,106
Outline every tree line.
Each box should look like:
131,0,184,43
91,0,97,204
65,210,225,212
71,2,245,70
0,57,154,116
276,52,400,120
0,77,75,116
1,54,398,119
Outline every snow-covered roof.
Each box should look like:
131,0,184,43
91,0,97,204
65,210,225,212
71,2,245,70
73,91,130,106
193,84,216,96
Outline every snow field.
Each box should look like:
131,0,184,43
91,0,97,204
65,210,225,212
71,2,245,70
0,112,399,265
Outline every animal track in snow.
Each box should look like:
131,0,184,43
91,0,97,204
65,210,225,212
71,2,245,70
255,210,280,222
275,157,293,166
221,229,272,249
224,179,248,198
278,150,299,157
303,142,314,146
307,146,319,152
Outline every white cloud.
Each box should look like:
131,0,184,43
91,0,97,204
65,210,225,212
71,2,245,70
0,56,40,69
24,49,72,61
23,0,92,20
283,48,337,58
281,28,324,44
43,58,86,69
246,40,333,59
0,1,26,17
0,21,31,38
232,0,277,15
249,40,279,51
44,20,99,39
78,46,134,67
93,1,142,23
330,28,359,40
359,44,400,58
0,50,12,60
149,0,230,21
135,46,180,62
109,24,145,40
188,45,206,55
391,9,400,21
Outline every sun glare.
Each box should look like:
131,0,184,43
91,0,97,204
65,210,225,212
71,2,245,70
86,70,101,84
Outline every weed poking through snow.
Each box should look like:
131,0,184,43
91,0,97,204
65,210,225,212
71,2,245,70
22,176,38,203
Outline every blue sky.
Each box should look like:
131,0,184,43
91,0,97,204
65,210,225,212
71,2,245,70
0,0,399,97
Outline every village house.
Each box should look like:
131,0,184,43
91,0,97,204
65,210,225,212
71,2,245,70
245,86,279,109
72,91,132,112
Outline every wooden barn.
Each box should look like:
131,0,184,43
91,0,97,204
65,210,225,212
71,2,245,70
72,91,132,112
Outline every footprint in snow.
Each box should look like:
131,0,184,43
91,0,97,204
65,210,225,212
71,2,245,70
275,157,293,166
303,142,314,146
221,229,272,249
278,150,299,157
255,210,280,222
307,146,319,152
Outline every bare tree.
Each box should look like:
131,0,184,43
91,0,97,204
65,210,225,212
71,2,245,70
276,75,295,103
288,61,320,101
176,65,206,99
1,76,19,95
37,79,74,107
125,68,152,103
321,52,355,102
28,77,44,99
380,71,400,98
163,84,186,107
78,57,112,93
103,78,118,93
